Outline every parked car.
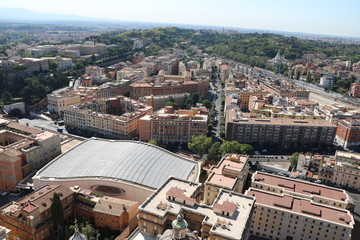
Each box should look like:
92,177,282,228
0,191,9,196
314,180,322,184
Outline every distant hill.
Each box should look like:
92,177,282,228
0,8,109,22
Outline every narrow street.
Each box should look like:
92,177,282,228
211,73,223,141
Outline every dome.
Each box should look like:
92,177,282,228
172,213,188,229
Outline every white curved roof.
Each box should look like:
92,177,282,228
36,139,197,189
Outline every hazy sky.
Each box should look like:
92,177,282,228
1,0,359,37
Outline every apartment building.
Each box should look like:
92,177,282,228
204,154,249,205
19,58,49,73
317,151,360,189
141,93,190,110
245,188,354,240
349,82,360,98
0,119,61,191
64,42,111,56
63,96,153,139
47,89,81,114
226,109,336,148
251,171,352,210
92,196,139,232
0,185,74,240
335,119,360,149
130,77,209,99
137,177,255,240
139,106,208,143
42,56,73,70
262,82,310,99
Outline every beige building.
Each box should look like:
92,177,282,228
139,106,208,143
141,93,190,110
318,151,360,189
0,119,61,191
204,154,249,205
47,89,81,114
137,177,255,240
63,96,153,139
245,187,354,240
251,171,352,210
226,109,336,149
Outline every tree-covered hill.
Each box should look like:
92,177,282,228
88,27,360,68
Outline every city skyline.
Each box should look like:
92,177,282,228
0,0,360,38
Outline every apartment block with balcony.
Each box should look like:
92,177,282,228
47,89,81,114
335,119,360,149
139,106,208,144
204,154,249,205
226,109,336,149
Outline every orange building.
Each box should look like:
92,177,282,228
0,119,61,191
0,185,73,240
349,82,360,98
93,196,139,232
130,78,209,99
139,106,208,144
335,119,360,149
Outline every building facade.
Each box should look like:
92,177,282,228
0,185,73,240
0,119,61,191
63,96,153,139
139,106,208,143
335,119,360,149
137,177,255,240
204,154,249,205
245,188,354,240
226,110,336,149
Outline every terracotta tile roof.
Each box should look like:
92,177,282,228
7,122,40,135
17,185,73,213
253,172,347,202
93,196,138,217
166,187,196,203
247,188,353,226
214,201,236,213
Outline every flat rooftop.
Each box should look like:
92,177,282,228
227,109,335,127
35,139,198,189
139,178,254,240
246,188,354,227
252,172,348,202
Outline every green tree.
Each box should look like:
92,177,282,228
148,139,157,145
49,60,58,71
219,141,252,155
202,99,212,109
80,221,100,240
57,225,64,240
188,135,212,158
239,144,253,155
165,101,179,110
1,91,12,105
289,152,300,171
207,142,222,163
191,93,200,106
51,193,64,232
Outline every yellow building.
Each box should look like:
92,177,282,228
204,154,249,205
47,89,81,114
